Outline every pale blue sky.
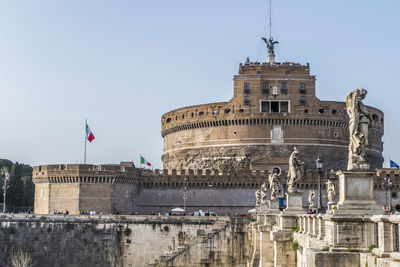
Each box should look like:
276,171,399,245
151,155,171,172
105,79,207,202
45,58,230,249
0,1,399,168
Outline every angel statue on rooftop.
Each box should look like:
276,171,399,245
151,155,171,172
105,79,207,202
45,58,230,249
261,37,279,56
346,88,372,170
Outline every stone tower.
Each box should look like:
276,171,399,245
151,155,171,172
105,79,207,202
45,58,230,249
161,61,384,173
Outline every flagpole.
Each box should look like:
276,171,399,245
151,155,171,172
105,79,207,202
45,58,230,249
84,119,87,164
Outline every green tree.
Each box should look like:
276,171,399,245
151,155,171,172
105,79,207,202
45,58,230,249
7,162,24,210
0,159,13,172
22,176,34,208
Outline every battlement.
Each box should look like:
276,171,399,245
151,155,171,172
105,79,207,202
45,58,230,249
238,61,311,75
32,162,138,184
137,168,400,190
33,162,136,173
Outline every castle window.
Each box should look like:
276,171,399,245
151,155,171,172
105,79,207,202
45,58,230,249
191,113,194,117
332,110,337,115
199,112,204,117
212,110,217,115
300,96,306,104
281,83,287,94
271,101,279,112
182,114,185,119
166,118,171,123
261,101,270,112
300,83,306,93
280,102,289,113
286,71,291,75
263,82,269,94
319,109,325,114
224,108,231,114
244,83,250,94
304,109,309,113
244,96,250,105
260,100,290,113
239,109,244,113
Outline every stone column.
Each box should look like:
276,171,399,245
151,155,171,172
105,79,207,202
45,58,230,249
371,215,395,257
258,215,276,267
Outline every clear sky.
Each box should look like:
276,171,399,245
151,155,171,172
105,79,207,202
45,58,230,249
1,1,399,169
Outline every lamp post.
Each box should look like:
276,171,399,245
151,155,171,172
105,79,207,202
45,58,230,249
183,177,188,214
316,157,325,213
382,175,393,213
1,169,9,213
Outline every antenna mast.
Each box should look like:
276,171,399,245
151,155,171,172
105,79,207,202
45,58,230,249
269,0,272,38
261,0,279,64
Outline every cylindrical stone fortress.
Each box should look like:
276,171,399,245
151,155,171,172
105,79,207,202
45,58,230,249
161,62,384,172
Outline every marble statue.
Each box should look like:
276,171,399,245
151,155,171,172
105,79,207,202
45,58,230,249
260,182,268,204
287,147,304,193
346,88,371,170
269,169,281,200
308,190,315,208
255,189,261,207
326,170,336,204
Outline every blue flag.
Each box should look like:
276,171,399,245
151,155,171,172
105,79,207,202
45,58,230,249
390,160,399,168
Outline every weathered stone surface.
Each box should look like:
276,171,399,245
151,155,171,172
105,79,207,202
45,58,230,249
334,170,382,215
307,250,360,267
0,215,246,267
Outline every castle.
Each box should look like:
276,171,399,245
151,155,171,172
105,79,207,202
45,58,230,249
161,60,384,173
33,53,387,215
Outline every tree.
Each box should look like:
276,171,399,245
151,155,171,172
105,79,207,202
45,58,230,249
0,159,34,212
8,247,33,267
7,162,24,210
22,176,34,208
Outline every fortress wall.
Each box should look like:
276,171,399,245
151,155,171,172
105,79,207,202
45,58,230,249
49,183,79,213
135,168,400,215
33,165,400,215
34,183,49,214
113,183,136,214
79,183,113,213
0,215,240,267
135,187,400,215
136,187,257,215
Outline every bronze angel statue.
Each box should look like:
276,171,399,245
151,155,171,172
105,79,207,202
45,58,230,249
261,37,279,56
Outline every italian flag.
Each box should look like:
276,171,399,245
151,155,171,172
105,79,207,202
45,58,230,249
86,123,95,143
140,155,151,167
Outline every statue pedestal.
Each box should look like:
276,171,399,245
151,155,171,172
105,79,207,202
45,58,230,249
284,192,303,214
267,199,281,214
268,54,275,64
258,203,269,213
333,170,383,215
